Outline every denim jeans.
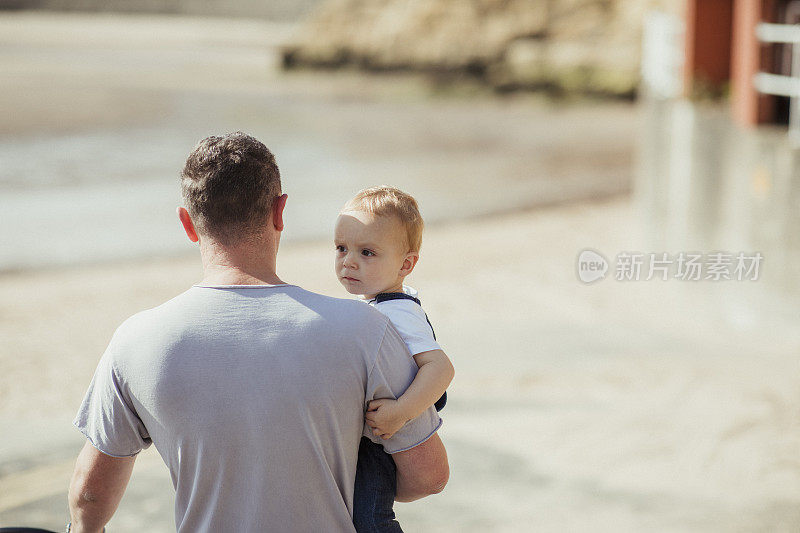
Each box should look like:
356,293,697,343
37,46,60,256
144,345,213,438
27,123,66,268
353,437,404,533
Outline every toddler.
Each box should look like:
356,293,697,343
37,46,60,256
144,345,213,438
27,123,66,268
334,186,454,532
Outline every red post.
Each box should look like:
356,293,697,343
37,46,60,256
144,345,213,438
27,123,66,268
731,0,775,126
684,0,734,96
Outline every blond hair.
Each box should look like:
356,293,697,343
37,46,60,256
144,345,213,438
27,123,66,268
341,186,424,252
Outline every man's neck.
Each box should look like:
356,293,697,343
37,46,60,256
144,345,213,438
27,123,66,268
199,238,286,286
200,267,285,286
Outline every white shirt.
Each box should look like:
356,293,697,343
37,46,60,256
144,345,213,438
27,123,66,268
366,285,442,357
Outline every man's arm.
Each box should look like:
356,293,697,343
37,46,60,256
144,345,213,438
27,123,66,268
366,349,454,438
68,441,137,533
391,432,449,502
366,319,448,499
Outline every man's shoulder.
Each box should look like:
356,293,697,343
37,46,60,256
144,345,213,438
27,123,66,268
288,287,390,328
122,285,389,330
108,288,199,343
111,285,393,349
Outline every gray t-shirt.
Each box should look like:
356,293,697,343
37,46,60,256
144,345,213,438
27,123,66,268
73,284,442,532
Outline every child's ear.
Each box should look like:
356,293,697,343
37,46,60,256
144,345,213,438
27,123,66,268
399,252,419,277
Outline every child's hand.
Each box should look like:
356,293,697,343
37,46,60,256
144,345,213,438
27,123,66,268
365,398,408,440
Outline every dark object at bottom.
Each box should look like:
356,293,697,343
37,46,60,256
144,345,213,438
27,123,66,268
434,390,447,411
0,529,60,533
353,437,404,532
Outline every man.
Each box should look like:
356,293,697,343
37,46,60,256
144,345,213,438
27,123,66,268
68,132,448,532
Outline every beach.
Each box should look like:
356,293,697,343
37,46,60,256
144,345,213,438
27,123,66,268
0,11,633,272
2,195,799,531
1,11,799,532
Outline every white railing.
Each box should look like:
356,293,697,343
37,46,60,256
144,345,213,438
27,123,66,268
754,23,800,144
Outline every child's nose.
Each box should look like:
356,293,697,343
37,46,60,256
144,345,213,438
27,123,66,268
343,252,358,269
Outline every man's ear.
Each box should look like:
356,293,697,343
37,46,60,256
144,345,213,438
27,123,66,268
399,251,419,277
177,206,199,243
272,194,288,231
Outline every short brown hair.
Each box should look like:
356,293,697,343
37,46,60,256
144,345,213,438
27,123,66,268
341,186,424,252
180,132,281,244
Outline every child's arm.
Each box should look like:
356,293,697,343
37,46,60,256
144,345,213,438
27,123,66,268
366,349,454,439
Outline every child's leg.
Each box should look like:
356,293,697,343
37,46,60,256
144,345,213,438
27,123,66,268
353,436,404,533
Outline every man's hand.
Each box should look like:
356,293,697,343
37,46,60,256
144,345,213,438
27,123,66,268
68,441,136,533
365,398,408,439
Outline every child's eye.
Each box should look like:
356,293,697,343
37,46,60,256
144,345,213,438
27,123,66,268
361,249,375,257
335,245,346,253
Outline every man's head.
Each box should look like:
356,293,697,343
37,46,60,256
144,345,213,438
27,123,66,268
179,132,282,245
334,186,424,298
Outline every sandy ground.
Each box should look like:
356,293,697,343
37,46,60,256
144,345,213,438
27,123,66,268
1,10,799,533
1,195,799,531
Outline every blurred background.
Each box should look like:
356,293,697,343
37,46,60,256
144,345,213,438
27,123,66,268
0,0,798,531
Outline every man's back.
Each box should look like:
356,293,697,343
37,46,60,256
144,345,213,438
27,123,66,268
74,284,441,532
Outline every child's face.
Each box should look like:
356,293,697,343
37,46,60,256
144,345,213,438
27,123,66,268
334,210,409,299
